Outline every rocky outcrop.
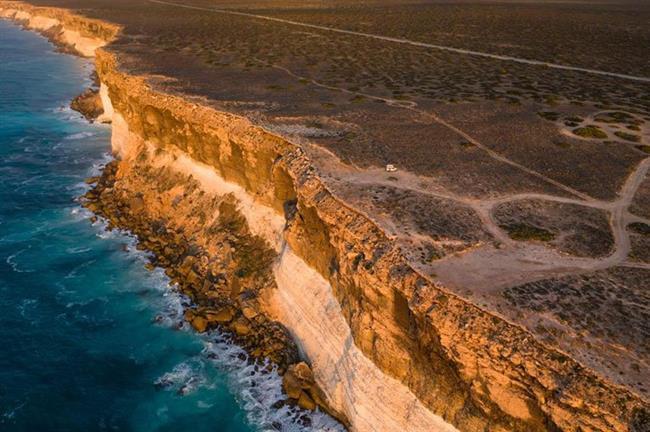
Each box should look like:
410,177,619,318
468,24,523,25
81,156,344,422
70,88,104,122
2,3,647,431
0,1,119,57
86,162,291,367
283,362,328,411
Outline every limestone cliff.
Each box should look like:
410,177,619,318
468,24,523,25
0,2,118,57
1,2,647,431
93,50,647,432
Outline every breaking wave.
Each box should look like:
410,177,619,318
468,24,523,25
87,196,345,431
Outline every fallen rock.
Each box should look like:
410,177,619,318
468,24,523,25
290,362,315,389
129,195,144,213
205,306,235,324
70,88,104,121
297,391,317,411
232,317,251,336
282,370,303,399
190,315,208,333
180,253,195,266
186,269,202,287
241,304,259,320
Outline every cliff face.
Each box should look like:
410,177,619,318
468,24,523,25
93,51,645,432
0,2,118,56
95,51,457,432
1,3,647,432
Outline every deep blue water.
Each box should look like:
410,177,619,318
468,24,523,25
0,20,340,432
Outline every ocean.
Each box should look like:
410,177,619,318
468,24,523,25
0,19,338,432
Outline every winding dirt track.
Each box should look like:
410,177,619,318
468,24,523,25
333,158,650,277
255,58,594,201
149,0,650,83
606,157,650,268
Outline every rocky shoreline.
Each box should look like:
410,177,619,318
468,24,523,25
81,158,344,424
2,2,349,425
70,86,103,122
4,0,345,422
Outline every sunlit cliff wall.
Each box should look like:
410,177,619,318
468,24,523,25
95,50,644,432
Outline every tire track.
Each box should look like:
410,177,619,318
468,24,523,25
149,0,650,83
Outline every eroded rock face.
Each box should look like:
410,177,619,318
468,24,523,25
0,2,119,57
81,154,342,421
82,156,297,364
70,88,104,121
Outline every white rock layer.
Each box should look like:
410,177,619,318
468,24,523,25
96,82,114,123
1,8,107,57
271,246,459,432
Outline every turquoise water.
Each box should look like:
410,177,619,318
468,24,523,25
0,20,340,432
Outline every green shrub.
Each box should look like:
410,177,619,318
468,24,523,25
635,145,650,154
538,111,559,121
501,224,555,242
628,222,650,236
573,126,607,139
614,131,640,142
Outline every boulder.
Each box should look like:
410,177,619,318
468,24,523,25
289,362,315,389
241,304,259,320
186,269,202,287
70,88,104,121
282,371,303,399
205,306,234,324
283,361,318,403
128,195,144,213
232,317,251,336
189,315,208,333
179,255,196,273
297,391,316,411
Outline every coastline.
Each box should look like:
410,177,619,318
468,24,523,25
0,19,259,431
1,2,647,432
0,3,349,428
